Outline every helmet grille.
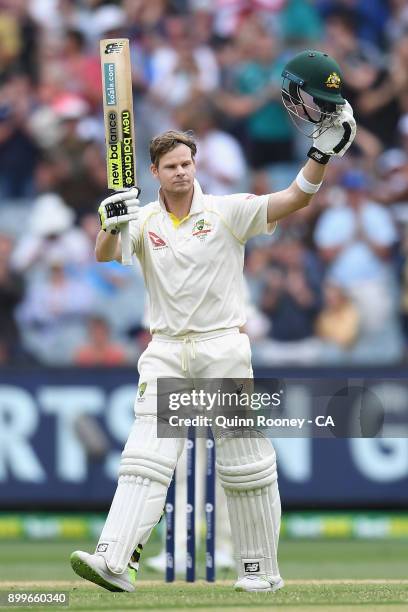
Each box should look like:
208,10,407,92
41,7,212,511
281,74,341,138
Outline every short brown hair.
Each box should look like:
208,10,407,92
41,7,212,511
149,130,197,167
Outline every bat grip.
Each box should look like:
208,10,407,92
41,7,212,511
121,223,132,265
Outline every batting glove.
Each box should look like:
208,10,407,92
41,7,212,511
308,100,357,165
98,187,140,234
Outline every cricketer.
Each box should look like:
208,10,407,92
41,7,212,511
70,50,356,593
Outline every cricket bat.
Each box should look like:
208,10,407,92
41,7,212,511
100,38,137,265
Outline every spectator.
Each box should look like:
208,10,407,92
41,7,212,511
246,218,325,363
314,169,403,363
315,281,359,349
74,316,129,366
250,257,322,366
323,9,401,148
374,147,408,208
0,94,39,200
0,0,39,81
149,16,219,113
317,1,389,48
11,193,90,277
59,29,102,110
385,0,408,46
16,251,95,365
260,263,319,343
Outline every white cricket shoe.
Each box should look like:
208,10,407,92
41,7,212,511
234,575,284,592
70,550,136,592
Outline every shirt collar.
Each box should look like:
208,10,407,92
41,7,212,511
158,179,204,217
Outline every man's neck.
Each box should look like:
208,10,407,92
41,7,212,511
161,186,194,219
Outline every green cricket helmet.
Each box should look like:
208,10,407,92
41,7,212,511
281,50,346,137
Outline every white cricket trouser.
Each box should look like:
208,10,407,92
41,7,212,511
135,328,252,562
134,327,253,417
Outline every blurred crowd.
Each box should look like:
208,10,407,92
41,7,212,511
1,0,408,367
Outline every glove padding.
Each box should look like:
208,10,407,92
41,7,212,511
98,187,140,232
308,100,357,164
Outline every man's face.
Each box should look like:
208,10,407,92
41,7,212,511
151,144,195,194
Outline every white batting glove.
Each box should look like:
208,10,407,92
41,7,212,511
308,100,357,165
98,187,140,234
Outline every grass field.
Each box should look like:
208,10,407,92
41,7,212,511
0,539,407,610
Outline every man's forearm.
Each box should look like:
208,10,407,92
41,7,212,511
267,159,327,222
289,158,327,208
301,158,327,185
95,230,120,262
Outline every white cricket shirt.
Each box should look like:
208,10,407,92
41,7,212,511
129,180,275,336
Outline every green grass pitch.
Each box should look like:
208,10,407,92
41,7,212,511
0,539,407,610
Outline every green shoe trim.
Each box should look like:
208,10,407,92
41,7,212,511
70,552,125,593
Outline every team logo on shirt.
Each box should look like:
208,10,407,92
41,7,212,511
148,231,168,250
192,219,212,241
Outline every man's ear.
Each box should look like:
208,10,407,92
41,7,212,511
150,163,158,178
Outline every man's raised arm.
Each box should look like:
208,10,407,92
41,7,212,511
267,159,327,222
267,101,356,223
267,43,358,224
